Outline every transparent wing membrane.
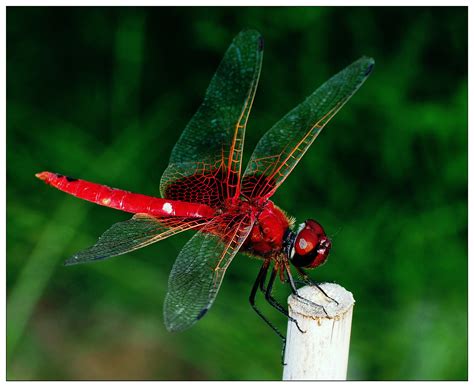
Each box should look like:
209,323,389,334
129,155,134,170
65,214,210,265
160,30,263,206
164,213,254,331
242,56,374,199
159,161,227,209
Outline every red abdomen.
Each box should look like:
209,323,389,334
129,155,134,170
36,172,216,219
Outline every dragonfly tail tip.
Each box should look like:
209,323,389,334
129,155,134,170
35,171,49,181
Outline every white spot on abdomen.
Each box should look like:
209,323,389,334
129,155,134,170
162,202,173,214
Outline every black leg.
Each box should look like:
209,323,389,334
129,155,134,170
250,261,291,365
284,277,306,287
249,260,285,341
295,266,339,305
283,263,330,316
258,263,267,292
284,263,300,295
264,266,305,334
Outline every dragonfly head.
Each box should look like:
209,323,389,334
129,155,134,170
287,219,331,269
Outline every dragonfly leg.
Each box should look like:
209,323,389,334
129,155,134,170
258,264,267,292
283,277,306,287
284,263,330,317
295,266,339,305
249,260,287,364
263,266,305,334
249,260,285,341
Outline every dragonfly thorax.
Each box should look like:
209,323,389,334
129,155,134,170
242,200,290,257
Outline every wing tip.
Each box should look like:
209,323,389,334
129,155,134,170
236,29,264,51
364,62,374,76
164,308,208,333
258,36,264,51
196,307,209,321
64,257,79,266
360,56,375,76
164,319,187,333
64,253,97,266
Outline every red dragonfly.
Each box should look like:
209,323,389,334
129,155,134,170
36,30,373,339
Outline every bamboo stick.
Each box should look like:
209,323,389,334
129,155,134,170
282,283,355,380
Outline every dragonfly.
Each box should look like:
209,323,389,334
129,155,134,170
36,30,373,341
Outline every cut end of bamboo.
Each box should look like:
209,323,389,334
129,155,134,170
287,282,355,319
283,283,355,381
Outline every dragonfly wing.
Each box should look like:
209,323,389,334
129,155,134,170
64,214,210,265
164,213,254,331
242,57,374,199
160,30,263,207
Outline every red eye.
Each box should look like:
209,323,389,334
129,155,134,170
291,220,331,269
295,229,318,256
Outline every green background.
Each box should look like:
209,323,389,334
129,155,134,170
7,6,467,380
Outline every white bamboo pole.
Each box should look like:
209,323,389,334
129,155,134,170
282,283,355,380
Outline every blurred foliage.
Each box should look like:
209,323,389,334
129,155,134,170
7,6,467,381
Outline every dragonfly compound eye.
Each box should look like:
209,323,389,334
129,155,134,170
291,219,331,269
